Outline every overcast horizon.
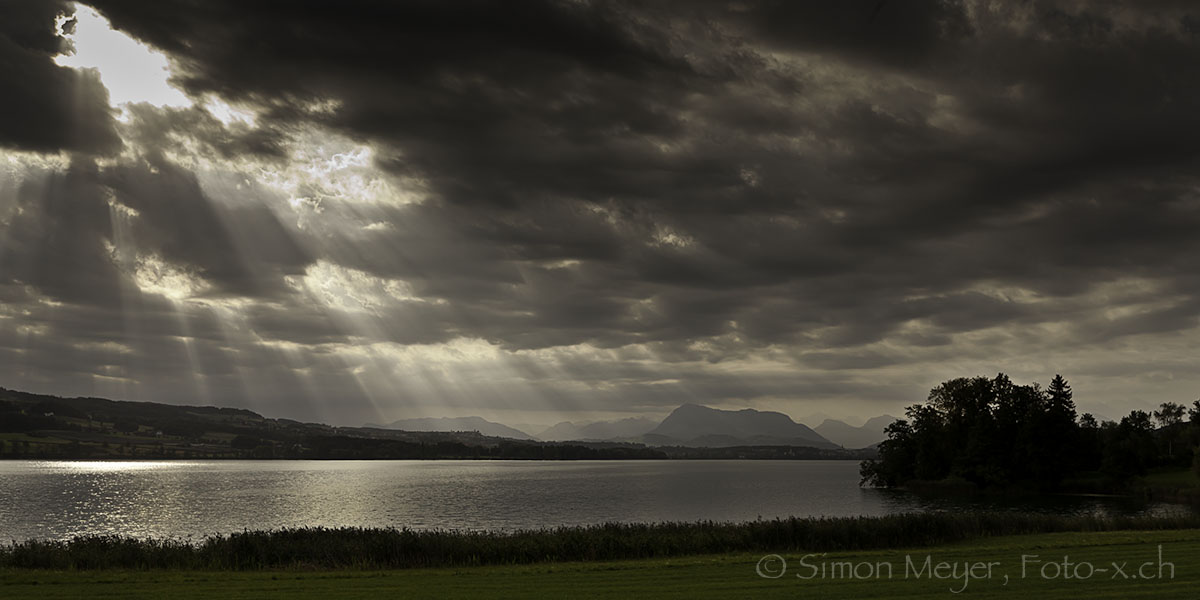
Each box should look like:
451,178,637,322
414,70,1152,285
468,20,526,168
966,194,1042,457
2,1,1199,428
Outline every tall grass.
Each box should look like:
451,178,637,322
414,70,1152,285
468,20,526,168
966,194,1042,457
5,512,1200,571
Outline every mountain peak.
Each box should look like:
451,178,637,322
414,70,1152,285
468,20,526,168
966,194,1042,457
647,404,836,448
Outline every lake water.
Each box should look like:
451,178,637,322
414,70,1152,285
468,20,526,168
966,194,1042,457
0,460,1191,541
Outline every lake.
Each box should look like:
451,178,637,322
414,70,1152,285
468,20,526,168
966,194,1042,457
0,459,1191,541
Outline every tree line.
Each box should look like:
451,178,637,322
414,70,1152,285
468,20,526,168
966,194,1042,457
861,373,1200,490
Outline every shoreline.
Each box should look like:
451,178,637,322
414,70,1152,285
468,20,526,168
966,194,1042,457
0,455,868,462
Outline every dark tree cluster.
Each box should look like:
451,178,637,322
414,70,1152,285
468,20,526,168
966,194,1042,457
0,401,58,433
862,374,1200,490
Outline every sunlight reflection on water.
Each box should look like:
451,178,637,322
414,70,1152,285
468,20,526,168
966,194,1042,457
45,461,191,472
0,460,1193,542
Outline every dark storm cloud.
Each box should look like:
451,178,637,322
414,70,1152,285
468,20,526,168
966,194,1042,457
2,0,1200,420
717,0,974,68
87,0,727,208
80,0,1200,354
0,0,120,154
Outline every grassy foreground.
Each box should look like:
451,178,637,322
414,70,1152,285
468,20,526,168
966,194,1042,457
2,529,1198,599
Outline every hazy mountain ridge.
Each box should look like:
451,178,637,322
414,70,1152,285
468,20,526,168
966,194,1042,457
537,417,658,441
419,405,895,450
373,416,534,440
3,385,881,457
813,415,898,449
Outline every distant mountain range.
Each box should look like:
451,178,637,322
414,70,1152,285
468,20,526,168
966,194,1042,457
370,405,896,450
813,415,897,449
0,386,879,460
370,416,535,440
537,417,658,441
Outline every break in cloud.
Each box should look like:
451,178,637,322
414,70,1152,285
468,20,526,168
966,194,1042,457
1,1,1198,426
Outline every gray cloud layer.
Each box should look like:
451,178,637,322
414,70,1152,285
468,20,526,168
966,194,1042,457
1,1,1198,425
0,0,120,154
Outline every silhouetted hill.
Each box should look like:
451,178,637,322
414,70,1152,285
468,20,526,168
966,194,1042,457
537,417,658,441
644,404,837,449
814,415,897,449
373,416,534,440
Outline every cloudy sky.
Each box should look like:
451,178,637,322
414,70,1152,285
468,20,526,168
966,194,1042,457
1,1,1198,428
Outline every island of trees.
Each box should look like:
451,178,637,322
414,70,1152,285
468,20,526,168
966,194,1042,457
861,373,1200,492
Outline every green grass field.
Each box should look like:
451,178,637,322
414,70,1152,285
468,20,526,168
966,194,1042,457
3,529,1198,599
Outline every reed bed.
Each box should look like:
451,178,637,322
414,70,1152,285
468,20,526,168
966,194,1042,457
5,511,1200,570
